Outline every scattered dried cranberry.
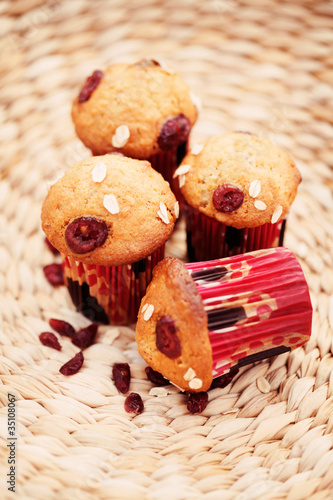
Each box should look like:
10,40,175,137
112,363,131,394
155,316,181,359
187,392,209,414
158,114,191,151
65,217,108,254
72,323,98,350
39,332,62,351
145,366,168,386
210,367,239,389
43,264,64,286
49,318,76,338
45,237,60,255
78,70,104,103
59,351,84,376
124,392,144,414
212,184,244,213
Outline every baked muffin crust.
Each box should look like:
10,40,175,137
71,60,198,158
41,155,178,266
179,133,301,229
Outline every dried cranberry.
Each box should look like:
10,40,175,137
212,184,244,213
72,323,98,350
187,392,208,414
43,264,64,286
78,70,104,103
65,217,108,254
124,392,144,414
155,316,181,359
45,237,60,255
39,332,62,351
49,318,76,338
145,366,168,386
210,367,239,389
158,114,191,151
59,351,84,376
112,363,131,394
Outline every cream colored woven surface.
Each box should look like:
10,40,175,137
1,1,333,499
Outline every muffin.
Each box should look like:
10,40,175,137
136,247,312,392
175,132,301,261
41,154,178,325
71,59,199,193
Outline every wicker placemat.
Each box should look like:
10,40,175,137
1,0,333,498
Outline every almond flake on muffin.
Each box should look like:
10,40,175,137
254,200,267,211
92,162,107,182
103,194,120,214
271,205,283,224
157,202,169,224
112,125,130,148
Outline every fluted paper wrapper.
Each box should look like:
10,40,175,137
186,247,312,378
149,142,188,201
185,204,286,261
62,246,165,325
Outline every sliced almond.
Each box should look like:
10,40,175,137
254,200,267,211
191,144,204,155
173,164,191,178
103,194,119,214
143,304,154,321
271,205,283,224
111,125,130,148
189,378,203,390
174,201,179,219
249,179,261,198
92,162,107,183
178,174,186,188
157,202,169,224
184,367,196,381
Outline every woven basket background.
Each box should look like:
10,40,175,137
1,0,333,499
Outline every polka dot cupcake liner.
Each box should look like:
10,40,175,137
61,245,165,325
185,203,286,261
186,247,312,379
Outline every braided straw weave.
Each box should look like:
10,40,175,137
1,0,333,498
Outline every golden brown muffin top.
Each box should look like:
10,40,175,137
135,257,212,393
41,155,178,266
71,60,198,158
179,133,301,229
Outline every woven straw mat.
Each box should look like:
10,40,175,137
1,0,333,499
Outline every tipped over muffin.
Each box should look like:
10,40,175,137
136,248,312,392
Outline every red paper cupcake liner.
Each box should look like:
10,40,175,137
186,247,312,378
149,142,188,200
62,245,165,325
185,204,286,261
